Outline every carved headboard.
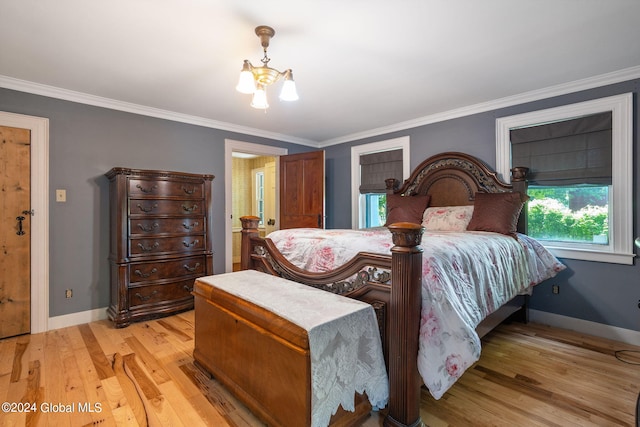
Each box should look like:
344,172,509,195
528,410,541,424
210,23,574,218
385,151,528,231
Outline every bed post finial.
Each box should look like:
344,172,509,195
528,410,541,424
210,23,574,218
510,167,529,234
240,216,261,270
386,177,400,194
385,222,424,427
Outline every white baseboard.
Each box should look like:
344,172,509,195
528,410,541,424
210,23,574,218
47,307,109,331
530,309,640,346
44,307,640,347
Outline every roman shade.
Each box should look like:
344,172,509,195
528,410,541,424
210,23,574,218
359,149,403,193
510,111,612,186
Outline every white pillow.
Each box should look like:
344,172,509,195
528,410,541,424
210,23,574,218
422,205,474,231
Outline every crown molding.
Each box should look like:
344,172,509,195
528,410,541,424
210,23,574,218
0,75,318,147
2,66,639,149
317,65,640,147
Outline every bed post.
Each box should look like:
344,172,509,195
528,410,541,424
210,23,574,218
385,222,424,427
240,216,260,271
510,166,529,235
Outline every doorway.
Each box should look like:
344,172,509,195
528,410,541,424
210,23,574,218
230,153,277,271
0,111,49,334
224,140,287,272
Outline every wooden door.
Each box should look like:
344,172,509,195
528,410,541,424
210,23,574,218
264,161,277,235
0,125,31,338
280,150,325,229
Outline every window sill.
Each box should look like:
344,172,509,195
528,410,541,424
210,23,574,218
544,245,636,265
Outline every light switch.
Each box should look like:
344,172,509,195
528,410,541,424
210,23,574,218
56,189,66,202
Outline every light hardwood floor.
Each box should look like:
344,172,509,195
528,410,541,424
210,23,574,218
1,311,639,426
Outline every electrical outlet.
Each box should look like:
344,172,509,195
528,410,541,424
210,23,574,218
56,189,67,202
65,289,72,298
552,285,560,294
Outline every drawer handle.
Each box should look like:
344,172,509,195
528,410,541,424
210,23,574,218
135,290,159,302
184,285,194,292
183,263,201,272
137,223,159,232
136,183,158,194
138,242,160,252
181,204,198,213
182,240,199,248
182,185,196,195
134,268,158,278
182,221,199,230
137,203,158,213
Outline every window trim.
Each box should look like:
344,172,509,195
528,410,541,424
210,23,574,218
351,136,410,229
496,93,634,265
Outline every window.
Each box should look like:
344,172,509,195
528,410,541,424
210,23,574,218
511,111,612,247
351,137,410,229
364,193,387,227
527,186,610,245
252,168,265,226
496,93,634,264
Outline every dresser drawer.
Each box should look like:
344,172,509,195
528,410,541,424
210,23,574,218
129,179,204,198
130,218,204,236
128,279,195,309
130,236,205,256
130,199,204,216
129,256,206,284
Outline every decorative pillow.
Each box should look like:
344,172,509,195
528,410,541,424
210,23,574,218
384,193,431,226
466,192,528,237
421,205,474,231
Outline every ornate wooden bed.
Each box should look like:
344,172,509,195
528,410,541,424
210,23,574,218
237,152,532,427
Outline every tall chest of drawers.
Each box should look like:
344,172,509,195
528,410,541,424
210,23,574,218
106,168,214,328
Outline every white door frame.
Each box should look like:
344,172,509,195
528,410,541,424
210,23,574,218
0,111,49,333
224,139,287,272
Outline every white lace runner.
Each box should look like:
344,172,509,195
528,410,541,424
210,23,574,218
203,270,389,427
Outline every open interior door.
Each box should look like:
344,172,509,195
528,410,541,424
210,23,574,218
280,150,325,229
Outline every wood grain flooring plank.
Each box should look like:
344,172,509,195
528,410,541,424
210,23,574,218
10,334,29,382
23,360,43,427
78,324,115,381
128,323,175,361
124,336,172,386
88,320,135,358
178,361,261,426
157,355,233,425
122,353,161,401
60,353,94,427
157,319,192,342
42,330,73,426
71,337,117,427
122,353,188,427
0,337,17,406
112,352,148,427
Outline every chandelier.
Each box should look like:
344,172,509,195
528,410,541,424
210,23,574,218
236,25,299,109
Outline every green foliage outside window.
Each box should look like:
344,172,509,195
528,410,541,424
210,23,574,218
527,186,609,244
378,194,387,224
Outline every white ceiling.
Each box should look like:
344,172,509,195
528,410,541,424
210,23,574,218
1,0,640,147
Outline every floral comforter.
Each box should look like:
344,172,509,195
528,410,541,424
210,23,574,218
266,227,565,399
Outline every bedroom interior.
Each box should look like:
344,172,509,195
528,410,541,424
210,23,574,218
1,1,640,426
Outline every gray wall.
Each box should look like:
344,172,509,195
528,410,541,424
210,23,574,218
1,78,638,332
0,88,308,317
325,79,639,332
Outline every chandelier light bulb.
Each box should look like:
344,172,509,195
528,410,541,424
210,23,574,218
251,84,269,109
236,61,256,94
279,70,299,101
